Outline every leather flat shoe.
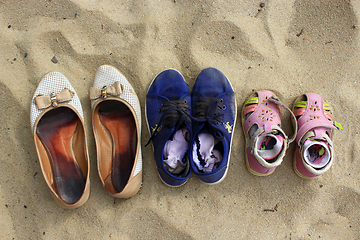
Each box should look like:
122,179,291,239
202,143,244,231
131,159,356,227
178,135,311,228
90,65,142,198
30,72,90,209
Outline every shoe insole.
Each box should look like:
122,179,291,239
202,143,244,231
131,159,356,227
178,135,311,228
98,101,137,193
36,107,85,204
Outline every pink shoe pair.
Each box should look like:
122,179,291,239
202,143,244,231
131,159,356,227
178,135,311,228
242,90,343,178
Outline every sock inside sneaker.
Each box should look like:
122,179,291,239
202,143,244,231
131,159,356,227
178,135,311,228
303,139,330,169
256,131,284,163
163,127,190,174
192,132,223,173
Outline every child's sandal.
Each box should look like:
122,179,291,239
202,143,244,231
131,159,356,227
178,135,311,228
292,93,343,178
242,90,297,176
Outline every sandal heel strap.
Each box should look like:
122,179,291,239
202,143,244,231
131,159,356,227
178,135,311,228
296,121,337,145
268,97,297,146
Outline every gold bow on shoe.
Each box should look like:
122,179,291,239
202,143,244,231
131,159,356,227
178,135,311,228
89,82,123,100
34,88,75,110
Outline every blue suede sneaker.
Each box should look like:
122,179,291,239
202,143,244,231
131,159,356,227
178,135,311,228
190,68,237,184
146,69,192,187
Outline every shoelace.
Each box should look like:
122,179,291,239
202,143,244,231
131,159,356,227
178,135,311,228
145,99,191,147
192,97,227,141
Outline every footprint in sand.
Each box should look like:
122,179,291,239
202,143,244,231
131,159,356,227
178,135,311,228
286,0,357,70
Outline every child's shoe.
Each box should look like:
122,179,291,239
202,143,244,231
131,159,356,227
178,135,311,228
242,90,297,176
292,93,343,178
146,70,192,187
190,68,237,184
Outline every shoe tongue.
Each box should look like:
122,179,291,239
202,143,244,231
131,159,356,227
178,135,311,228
257,132,284,160
303,139,330,169
192,132,222,173
163,128,189,174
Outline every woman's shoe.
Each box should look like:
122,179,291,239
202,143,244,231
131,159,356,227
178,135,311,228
30,72,90,209
242,90,297,176
90,65,142,198
292,93,343,178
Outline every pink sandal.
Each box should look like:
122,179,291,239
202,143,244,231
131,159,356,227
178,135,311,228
242,90,297,176
292,93,343,178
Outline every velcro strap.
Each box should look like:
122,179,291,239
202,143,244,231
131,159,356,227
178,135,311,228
296,121,337,145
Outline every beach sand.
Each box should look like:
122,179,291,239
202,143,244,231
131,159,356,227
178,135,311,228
0,0,359,239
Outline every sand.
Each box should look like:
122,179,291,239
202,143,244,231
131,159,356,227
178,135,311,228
0,0,359,239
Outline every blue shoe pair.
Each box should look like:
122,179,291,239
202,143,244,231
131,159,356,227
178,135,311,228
146,68,237,187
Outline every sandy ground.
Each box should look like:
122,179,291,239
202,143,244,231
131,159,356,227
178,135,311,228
0,0,359,239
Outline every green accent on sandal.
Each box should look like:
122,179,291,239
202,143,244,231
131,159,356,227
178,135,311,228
295,101,331,111
294,101,307,108
246,97,258,105
334,121,343,130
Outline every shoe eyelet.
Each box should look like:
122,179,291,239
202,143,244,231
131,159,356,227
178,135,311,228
184,100,187,104
220,99,223,103
222,105,226,110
